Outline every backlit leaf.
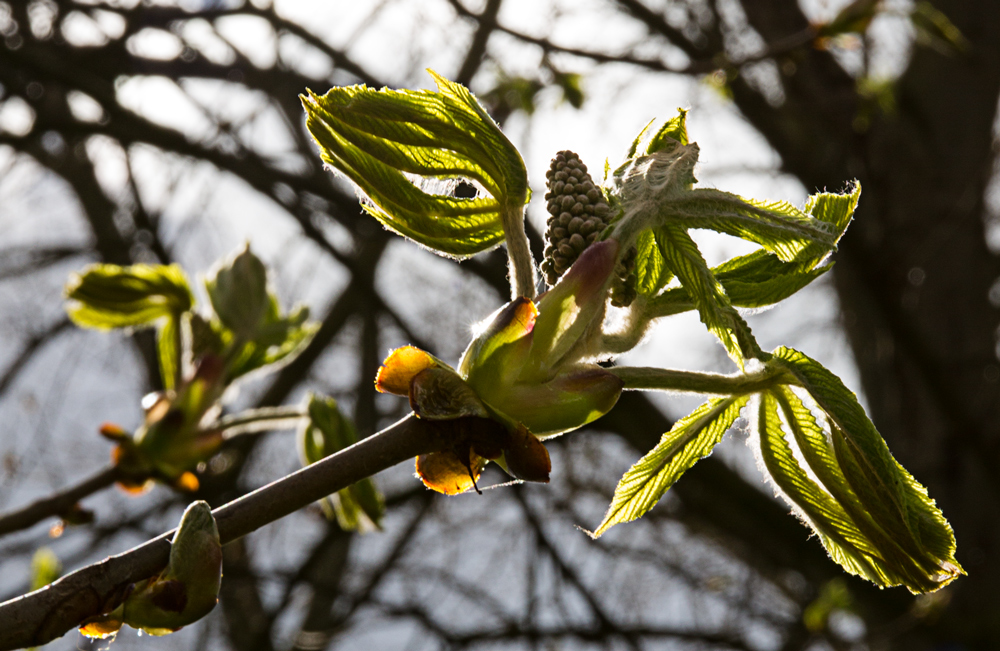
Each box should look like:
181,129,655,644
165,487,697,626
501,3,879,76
758,391,892,585
30,547,62,591
650,249,832,315
773,348,962,592
65,263,192,330
205,245,269,341
632,229,673,296
299,395,384,531
658,189,839,265
593,394,748,537
656,225,760,365
302,71,528,259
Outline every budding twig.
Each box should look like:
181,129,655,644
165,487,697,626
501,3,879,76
0,414,439,650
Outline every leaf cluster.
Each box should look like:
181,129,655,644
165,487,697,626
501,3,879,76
65,246,318,488
299,77,961,596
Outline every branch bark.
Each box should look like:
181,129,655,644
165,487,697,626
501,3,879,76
0,414,439,650
0,466,120,537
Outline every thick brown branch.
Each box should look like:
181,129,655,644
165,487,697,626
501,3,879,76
0,414,440,650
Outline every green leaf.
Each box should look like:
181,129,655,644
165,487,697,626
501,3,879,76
632,229,673,296
30,547,62,591
302,71,528,259
794,182,860,267
554,71,585,109
188,312,225,360
802,579,853,633
482,73,544,116
773,348,963,593
911,1,970,57
593,394,748,537
816,0,880,37
758,391,895,586
205,245,269,341
225,301,317,381
658,189,841,265
773,387,946,591
713,250,831,307
648,249,832,317
655,225,760,365
65,263,192,330
646,108,688,154
299,394,384,531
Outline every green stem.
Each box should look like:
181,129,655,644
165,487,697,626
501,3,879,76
646,289,694,318
501,202,536,300
208,406,308,438
608,364,794,395
171,313,183,390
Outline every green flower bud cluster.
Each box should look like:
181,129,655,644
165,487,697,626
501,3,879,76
610,245,638,308
542,151,611,286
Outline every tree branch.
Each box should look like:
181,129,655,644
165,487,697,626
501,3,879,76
0,466,120,538
0,414,440,650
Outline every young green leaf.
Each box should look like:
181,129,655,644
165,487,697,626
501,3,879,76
632,229,673,296
299,394,384,532
65,263,192,330
911,1,971,56
302,71,528,259
794,182,861,267
757,391,896,586
658,189,841,265
646,108,689,154
205,245,269,341
773,387,949,591
772,348,963,592
30,548,62,591
593,394,749,537
649,249,832,317
224,301,317,381
655,225,760,365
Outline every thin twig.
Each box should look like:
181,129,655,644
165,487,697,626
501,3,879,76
0,466,120,538
0,414,441,650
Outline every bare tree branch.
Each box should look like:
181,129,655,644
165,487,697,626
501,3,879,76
0,465,119,537
0,413,441,650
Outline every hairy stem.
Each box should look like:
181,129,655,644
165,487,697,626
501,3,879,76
0,465,120,538
502,202,536,300
0,414,440,650
609,365,793,395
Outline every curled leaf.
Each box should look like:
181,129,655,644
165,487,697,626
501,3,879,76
205,245,269,341
302,71,528,258
772,347,963,593
65,263,192,330
299,394,385,531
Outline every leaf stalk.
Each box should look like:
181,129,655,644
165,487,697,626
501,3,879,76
501,202,536,299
